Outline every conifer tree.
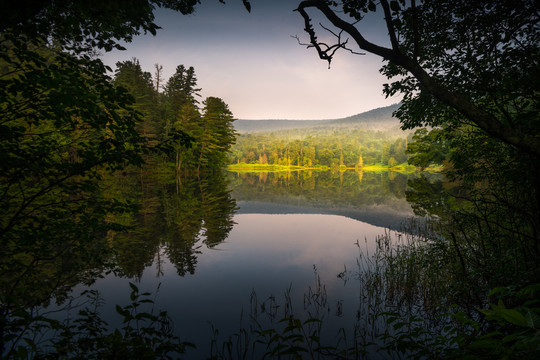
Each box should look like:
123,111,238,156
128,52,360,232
164,65,201,122
198,97,237,170
114,58,160,138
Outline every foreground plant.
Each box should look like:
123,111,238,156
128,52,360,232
4,283,194,359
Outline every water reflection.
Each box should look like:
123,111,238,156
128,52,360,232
5,169,439,357
107,170,426,280
108,171,237,279
89,169,428,356
227,170,421,229
90,212,391,358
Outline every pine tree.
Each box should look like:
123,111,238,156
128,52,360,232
197,97,236,171
164,65,201,123
114,58,159,139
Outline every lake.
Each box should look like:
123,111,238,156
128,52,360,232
52,170,426,358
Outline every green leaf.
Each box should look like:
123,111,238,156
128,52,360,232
488,287,507,297
484,307,528,327
115,304,130,318
525,309,540,328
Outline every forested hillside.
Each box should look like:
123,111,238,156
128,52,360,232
234,103,400,133
230,107,412,168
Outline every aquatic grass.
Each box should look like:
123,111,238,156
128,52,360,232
206,220,476,359
207,268,359,359
10,217,535,359
208,231,451,360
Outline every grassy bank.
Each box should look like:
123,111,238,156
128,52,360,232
227,162,440,173
227,163,328,172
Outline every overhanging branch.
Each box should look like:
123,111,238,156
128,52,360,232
294,0,540,156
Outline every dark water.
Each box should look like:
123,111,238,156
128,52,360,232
53,170,424,357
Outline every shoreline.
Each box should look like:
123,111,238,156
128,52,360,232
227,163,442,173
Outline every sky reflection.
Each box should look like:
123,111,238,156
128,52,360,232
86,212,390,357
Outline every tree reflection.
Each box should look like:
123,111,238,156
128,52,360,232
404,171,539,314
228,170,418,208
109,171,237,278
405,174,452,218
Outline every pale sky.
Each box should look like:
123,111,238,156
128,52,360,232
100,0,399,120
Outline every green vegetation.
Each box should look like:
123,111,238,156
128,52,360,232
113,59,237,172
43,284,194,359
0,1,237,358
229,124,412,169
1,0,539,359
294,0,540,358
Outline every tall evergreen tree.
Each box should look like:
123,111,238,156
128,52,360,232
164,65,201,123
198,97,237,170
174,102,202,171
114,58,160,138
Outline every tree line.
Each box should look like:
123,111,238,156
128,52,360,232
113,59,236,172
230,127,410,168
0,2,236,356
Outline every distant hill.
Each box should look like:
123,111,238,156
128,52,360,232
234,103,401,133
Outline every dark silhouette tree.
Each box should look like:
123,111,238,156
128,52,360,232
294,0,540,157
114,58,161,138
165,65,202,120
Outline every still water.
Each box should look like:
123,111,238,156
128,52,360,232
70,170,421,357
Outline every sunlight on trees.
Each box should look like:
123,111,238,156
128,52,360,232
293,0,540,356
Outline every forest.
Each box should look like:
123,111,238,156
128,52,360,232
113,59,237,172
0,7,238,356
229,121,411,168
1,0,540,359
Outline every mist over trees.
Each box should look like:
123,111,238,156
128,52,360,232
1,0,539,358
230,126,409,168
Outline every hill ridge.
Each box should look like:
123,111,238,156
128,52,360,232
234,103,401,133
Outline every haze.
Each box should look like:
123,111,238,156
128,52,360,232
100,0,398,120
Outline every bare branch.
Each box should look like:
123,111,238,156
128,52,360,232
294,0,540,156
291,34,313,48
319,23,366,57
295,3,333,66
294,3,364,68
